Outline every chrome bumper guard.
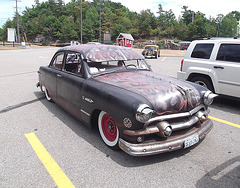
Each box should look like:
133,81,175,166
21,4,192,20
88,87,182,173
119,118,213,156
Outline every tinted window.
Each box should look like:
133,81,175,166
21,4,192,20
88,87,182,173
50,53,64,70
216,44,240,62
191,44,214,59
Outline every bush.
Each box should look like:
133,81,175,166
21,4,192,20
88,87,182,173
157,40,163,48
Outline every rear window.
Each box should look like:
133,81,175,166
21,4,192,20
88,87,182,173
216,44,240,63
191,43,214,59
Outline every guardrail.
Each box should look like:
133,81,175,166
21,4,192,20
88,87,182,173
0,41,31,47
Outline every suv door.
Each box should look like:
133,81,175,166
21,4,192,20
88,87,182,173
214,43,240,98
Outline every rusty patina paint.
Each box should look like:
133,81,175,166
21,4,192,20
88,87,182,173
95,71,201,115
61,44,144,62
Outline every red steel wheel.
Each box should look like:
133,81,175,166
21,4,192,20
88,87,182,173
98,111,119,148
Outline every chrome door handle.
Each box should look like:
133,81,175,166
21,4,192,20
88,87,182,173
214,66,224,69
57,74,62,78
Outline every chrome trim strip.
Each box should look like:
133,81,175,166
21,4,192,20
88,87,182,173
144,104,206,127
124,110,209,136
171,116,199,131
80,109,90,116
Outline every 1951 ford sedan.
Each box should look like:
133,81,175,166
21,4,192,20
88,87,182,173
37,44,217,156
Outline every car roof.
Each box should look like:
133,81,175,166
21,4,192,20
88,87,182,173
59,44,144,62
145,45,158,47
192,38,240,43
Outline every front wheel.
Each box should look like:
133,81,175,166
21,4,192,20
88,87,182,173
190,76,214,92
98,111,119,149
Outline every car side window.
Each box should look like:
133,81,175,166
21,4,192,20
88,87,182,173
216,44,240,63
64,53,83,76
50,53,64,70
191,44,214,59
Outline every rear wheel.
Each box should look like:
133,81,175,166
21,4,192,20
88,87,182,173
98,111,119,149
191,76,214,92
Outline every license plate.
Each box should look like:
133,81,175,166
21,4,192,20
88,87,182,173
184,135,199,148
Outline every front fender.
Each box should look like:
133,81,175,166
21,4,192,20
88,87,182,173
81,79,151,132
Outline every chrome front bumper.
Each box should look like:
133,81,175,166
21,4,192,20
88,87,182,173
119,118,213,156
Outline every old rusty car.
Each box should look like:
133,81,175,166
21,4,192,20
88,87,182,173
142,45,160,59
37,44,217,156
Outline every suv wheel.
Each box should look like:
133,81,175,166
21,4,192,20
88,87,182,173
190,76,214,92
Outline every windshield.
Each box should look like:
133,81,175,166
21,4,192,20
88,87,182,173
145,46,157,50
87,59,150,75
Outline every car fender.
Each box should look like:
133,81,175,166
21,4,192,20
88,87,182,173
208,68,220,93
80,79,151,134
186,67,218,93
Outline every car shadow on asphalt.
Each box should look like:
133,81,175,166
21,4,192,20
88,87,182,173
34,91,205,167
210,96,240,116
196,155,240,188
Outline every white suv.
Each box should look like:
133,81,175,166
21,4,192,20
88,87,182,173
177,38,240,98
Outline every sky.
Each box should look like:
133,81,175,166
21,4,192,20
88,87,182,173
1,0,240,28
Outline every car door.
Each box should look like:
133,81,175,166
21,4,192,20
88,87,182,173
43,52,64,102
214,43,240,98
56,52,85,120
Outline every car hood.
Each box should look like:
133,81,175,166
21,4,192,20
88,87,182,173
94,71,201,115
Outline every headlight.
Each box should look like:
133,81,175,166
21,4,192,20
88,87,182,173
136,104,153,123
203,91,218,106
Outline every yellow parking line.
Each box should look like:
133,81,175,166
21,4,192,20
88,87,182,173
161,57,166,61
25,132,75,188
209,116,240,129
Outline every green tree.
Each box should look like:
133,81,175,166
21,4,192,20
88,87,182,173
231,11,240,21
206,23,217,37
219,13,238,37
3,0,240,44
82,5,99,43
215,14,224,37
181,6,194,25
56,16,78,42
138,9,156,38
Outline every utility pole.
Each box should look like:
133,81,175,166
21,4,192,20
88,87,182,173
80,0,82,43
98,0,104,43
15,0,21,43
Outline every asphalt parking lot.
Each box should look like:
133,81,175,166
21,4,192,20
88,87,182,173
0,47,239,188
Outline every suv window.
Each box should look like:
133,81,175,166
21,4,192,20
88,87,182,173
216,44,240,63
191,43,214,59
